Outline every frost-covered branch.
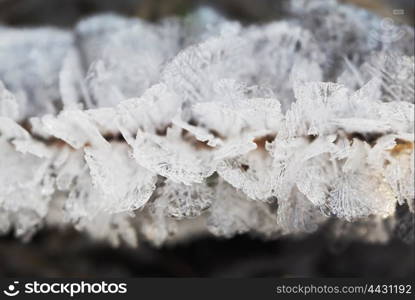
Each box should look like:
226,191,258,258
0,2,414,246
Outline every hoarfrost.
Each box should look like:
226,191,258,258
0,3,413,246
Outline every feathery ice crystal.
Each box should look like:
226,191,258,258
0,1,414,246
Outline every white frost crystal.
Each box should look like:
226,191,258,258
0,3,414,246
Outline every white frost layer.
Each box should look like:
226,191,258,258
0,3,414,246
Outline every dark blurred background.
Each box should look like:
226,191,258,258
0,225,414,277
0,0,413,26
0,0,414,277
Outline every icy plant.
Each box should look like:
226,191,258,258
0,1,414,247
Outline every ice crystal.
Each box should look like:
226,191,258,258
0,3,414,246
